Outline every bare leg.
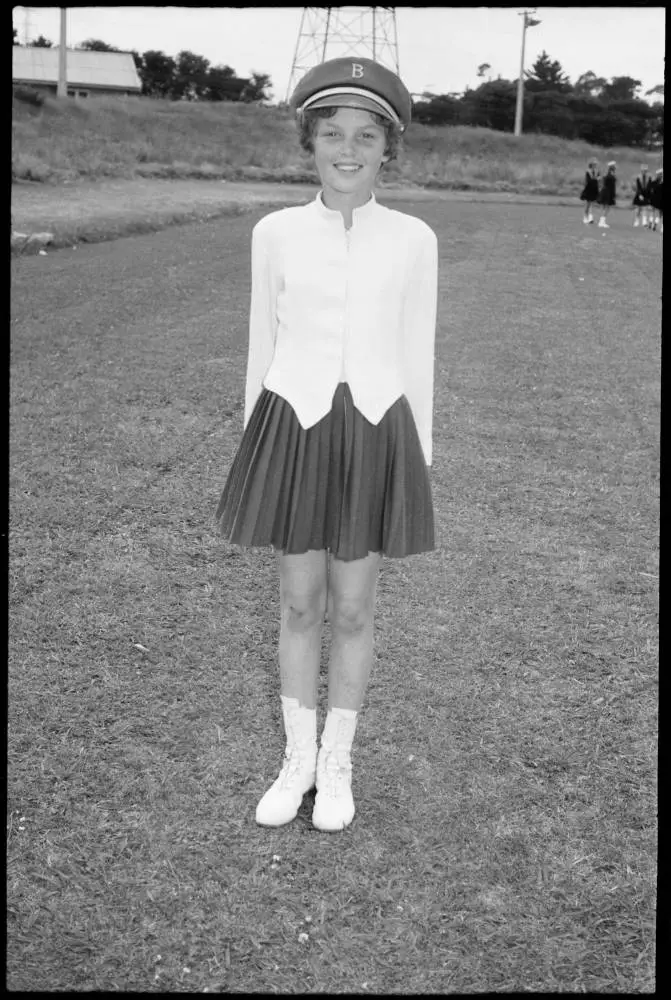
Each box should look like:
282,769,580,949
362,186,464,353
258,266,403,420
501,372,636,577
326,550,382,711
278,549,328,709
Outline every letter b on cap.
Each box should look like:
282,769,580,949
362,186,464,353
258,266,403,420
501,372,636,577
351,63,364,78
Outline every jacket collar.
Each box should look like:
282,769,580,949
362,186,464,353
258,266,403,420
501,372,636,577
313,190,378,224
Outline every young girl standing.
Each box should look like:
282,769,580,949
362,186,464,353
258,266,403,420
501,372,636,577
632,163,652,227
597,161,617,228
579,158,599,224
649,167,663,233
216,58,438,833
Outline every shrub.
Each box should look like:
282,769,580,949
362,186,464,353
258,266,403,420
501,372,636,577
13,86,45,108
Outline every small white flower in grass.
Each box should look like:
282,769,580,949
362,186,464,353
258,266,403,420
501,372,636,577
272,854,281,862
298,932,309,944
183,966,191,974
408,755,414,762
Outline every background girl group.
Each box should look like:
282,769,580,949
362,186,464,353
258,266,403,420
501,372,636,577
580,160,664,232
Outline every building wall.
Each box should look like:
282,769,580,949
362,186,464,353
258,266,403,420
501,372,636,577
13,81,139,99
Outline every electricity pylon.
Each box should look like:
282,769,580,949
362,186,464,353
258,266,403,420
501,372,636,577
286,7,400,101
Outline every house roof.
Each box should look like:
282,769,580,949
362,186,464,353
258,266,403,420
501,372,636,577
12,46,142,91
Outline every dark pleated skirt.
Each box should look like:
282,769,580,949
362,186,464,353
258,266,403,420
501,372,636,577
580,180,599,202
215,382,435,562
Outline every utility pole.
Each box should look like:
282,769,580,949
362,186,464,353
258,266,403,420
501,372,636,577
57,8,67,97
514,8,540,136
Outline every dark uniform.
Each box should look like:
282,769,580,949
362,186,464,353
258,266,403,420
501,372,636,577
649,172,663,231
632,172,652,207
580,168,599,202
599,170,617,206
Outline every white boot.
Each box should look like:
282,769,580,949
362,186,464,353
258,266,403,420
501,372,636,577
312,707,357,832
598,217,607,227
255,696,317,827
634,215,640,227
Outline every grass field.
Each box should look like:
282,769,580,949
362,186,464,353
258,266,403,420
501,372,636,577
12,91,662,195
8,196,660,992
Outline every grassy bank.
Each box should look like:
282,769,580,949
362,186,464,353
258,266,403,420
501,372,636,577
12,93,661,195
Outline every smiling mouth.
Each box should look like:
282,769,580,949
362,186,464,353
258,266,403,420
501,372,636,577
334,164,362,172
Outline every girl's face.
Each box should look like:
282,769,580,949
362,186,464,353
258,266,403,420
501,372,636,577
312,107,389,203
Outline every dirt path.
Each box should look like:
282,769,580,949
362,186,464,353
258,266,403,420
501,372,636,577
11,177,578,252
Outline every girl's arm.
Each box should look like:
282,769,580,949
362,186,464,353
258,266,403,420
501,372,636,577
402,229,439,467
244,222,280,427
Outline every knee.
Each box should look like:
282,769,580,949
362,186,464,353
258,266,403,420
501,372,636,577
282,589,327,632
329,595,373,635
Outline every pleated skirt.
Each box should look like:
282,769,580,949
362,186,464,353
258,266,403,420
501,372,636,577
215,382,435,562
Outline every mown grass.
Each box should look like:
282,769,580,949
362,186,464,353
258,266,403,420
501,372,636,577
8,199,659,992
12,91,662,195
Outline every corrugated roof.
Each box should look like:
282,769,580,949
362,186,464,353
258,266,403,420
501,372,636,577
12,46,142,91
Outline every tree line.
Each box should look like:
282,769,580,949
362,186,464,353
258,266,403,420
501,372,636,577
13,30,664,148
13,32,272,103
413,51,664,149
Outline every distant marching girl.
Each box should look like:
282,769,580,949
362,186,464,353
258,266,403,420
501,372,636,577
632,163,652,227
597,161,617,228
649,167,663,233
215,58,437,832
579,158,599,224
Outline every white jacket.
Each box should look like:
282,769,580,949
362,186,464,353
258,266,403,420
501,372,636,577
244,191,438,465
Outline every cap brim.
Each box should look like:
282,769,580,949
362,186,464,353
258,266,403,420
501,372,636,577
303,92,395,122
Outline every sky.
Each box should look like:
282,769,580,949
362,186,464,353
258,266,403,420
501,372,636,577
13,6,666,104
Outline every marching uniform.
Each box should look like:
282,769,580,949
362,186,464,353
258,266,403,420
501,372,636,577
597,162,617,227
632,171,652,207
215,58,439,835
580,162,599,224
632,167,653,227
216,64,437,563
598,168,617,206
649,169,663,232
580,167,599,203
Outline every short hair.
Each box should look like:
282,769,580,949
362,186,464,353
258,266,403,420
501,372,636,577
297,105,403,164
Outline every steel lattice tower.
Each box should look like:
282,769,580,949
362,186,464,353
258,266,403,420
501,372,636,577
286,7,400,102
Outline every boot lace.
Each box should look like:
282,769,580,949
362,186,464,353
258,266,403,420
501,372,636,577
276,744,312,790
319,748,351,798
